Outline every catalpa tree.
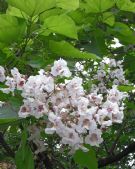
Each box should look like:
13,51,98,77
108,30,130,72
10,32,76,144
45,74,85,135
0,0,135,169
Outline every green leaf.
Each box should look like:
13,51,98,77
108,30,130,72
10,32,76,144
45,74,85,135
15,144,34,169
126,101,135,110
49,40,100,60
0,105,18,124
15,130,34,169
118,85,135,92
68,10,88,25
0,14,26,44
56,0,79,10
0,118,17,125
40,8,64,22
102,12,115,26
21,130,28,147
116,0,135,12
6,6,28,18
83,0,115,13
73,147,98,169
124,52,135,72
42,14,78,39
108,22,135,44
87,29,107,57
27,55,47,68
0,50,7,65
0,93,22,124
8,0,56,16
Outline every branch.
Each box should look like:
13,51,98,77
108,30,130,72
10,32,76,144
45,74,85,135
109,122,126,154
98,142,135,168
38,152,54,169
0,132,15,158
30,141,53,169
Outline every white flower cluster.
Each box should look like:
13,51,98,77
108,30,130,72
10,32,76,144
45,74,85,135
0,67,26,94
0,58,128,152
91,57,129,94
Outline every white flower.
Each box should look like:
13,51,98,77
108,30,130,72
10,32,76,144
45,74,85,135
11,67,21,80
21,76,36,98
38,69,45,75
0,66,5,82
102,57,110,64
5,76,16,93
112,111,124,123
76,115,97,133
18,105,30,118
103,58,117,67
51,90,70,113
109,59,117,67
113,79,119,85
107,85,127,103
45,127,56,134
66,77,84,97
110,38,123,49
40,76,54,93
19,98,48,119
103,101,120,115
95,109,112,127
98,83,107,93
48,112,60,123
10,68,26,90
86,107,98,116
77,97,89,115
51,59,71,77
88,93,103,106
45,112,64,134
85,129,103,146
61,128,82,146
75,62,84,71
22,74,54,99
97,69,106,80
16,78,26,90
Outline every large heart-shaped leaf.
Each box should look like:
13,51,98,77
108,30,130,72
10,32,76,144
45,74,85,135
49,40,100,60
6,6,28,18
73,147,98,169
83,0,115,13
108,22,135,44
40,8,64,21
56,0,79,10
42,14,78,39
0,14,26,44
102,12,115,26
116,0,135,12
8,0,56,16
